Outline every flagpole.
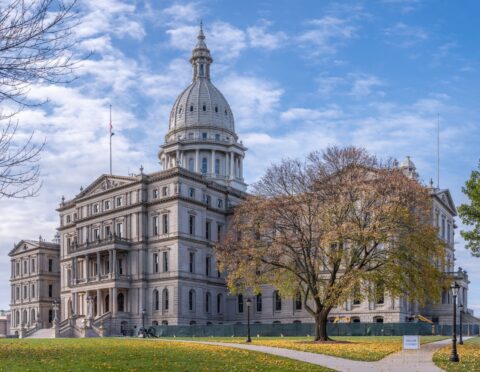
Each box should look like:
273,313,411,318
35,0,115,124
109,104,113,175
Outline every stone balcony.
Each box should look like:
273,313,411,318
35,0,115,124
67,236,132,255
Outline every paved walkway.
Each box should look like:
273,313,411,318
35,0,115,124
159,337,472,372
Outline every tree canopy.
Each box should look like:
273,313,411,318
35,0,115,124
215,146,446,341
458,161,480,256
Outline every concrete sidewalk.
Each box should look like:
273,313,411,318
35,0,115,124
158,337,472,372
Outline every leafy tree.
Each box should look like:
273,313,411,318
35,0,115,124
458,161,480,256
216,146,445,341
0,0,80,198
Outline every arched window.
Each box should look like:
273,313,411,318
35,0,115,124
374,316,384,323
256,293,262,312
238,294,244,313
163,289,169,311
161,320,168,325
117,293,124,312
274,291,282,311
188,158,194,172
202,104,206,111
22,309,27,325
205,292,211,313
201,158,207,174
153,290,159,311
215,106,218,113
15,311,19,326
189,290,195,311
190,105,194,112
217,294,223,313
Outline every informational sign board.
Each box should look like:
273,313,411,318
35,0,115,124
403,335,420,350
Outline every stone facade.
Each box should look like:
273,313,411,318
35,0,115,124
9,239,60,335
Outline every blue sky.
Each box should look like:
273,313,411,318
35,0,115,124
1,0,479,315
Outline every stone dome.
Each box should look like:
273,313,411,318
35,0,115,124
167,25,235,135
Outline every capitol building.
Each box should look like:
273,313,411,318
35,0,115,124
9,27,477,337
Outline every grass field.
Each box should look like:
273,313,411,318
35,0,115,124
0,338,333,371
433,337,480,372
174,335,447,361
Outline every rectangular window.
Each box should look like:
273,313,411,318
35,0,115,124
105,225,111,238
256,294,262,312
217,224,223,241
217,199,223,209
16,287,19,300
104,200,111,210
23,285,27,299
116,196,122,207
48,284,53,298
215,159,220,175
206,256,211,276
162,214,169,234
447,222,451,243
189,252,195,273
162,186,168,197
205,221,211,240
93,204,99,213
23,261,27,275
15,262,19,276
31,259,35,273
116,223,123,238
93,228,100,240
48,259,53,272
189,215,195,235
189,187,195,198
118,259,123,275
295,293,302,310
32,284,35,298
153,189,159,199
153,253,159,273
441,217,445,239
163,251,169,272
202,132,207,140
153,216,159,236
204,194,211,205
215,134,220,141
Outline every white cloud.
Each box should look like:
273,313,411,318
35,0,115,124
280,107,342,122
384,22,428,48
247,19,288,50
349,74,384,97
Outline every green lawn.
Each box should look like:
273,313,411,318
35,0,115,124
0,338,331,371
173,335,447,361
433,337,480,372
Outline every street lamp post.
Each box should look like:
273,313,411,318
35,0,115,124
459,303,464,345
246,298,252,343
141,308,147,338
449,282,460,363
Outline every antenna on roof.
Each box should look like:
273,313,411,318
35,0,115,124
437,113,440,188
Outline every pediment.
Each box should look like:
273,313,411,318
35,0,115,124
9,240,38,257
434,189,457,216
77,175,136,199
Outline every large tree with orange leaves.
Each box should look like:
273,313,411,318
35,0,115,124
216,146,445,341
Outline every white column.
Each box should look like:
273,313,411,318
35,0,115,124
85,255,89,282
230,152,235,180
96,289,101,316
96,252,100,279
112,287,118,316
195,149,199,173
112,249,117,278
211,150,216,176
239,156,243,179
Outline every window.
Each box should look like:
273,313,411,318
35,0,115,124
163,251,169,272
188,290,195,311
153,253,159,273
205,256,211,276
215,134,220,141
23,261,27,275
48,259,53,272
189,187,195,198
48,284,53,298
48,310,53,323
163,289,169,311
205,194,211,205
162,214,169,234
202,132,207,140
104,200,111,210
353,283,361,305
190,105,194,112
376,281,385,305
153,189,159,199
217,199,223,209
256,293,262,312
116,196,122,207
225,109,228,115
16,287,19,300
201,157,207,174
105,225,111,238
295,292,302,310
215,159,220,175
93,228,100,240
217,294,223,313
31,259,35,273
66,215,71,223
161,186,168,197
447,222,451,243
118,259,123,275
154,290,159,310
188,132,193,139
274,291,282,311
179,107,183,115
23,285,27,299
31,284,35,298
217,224,223,241
93,204,99,213
116,223,123,238
189,215,195,235
205,292,211,312
188,158,194,172
189,252,195,273
215,106,218,113
238,294,244,313
15,262,19,276
202,104,206,111
205,221,211,240
441,217,445,239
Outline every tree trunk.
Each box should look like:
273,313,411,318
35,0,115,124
314,311,330,341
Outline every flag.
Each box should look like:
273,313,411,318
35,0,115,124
109,120,114,137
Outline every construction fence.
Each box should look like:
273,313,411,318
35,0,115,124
147,322,480,338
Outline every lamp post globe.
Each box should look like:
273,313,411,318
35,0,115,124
459,304,464,345
246,298,252,343
449,282,460,363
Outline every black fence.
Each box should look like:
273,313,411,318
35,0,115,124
147,322,480,338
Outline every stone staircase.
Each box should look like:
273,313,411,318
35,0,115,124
27,328,55,339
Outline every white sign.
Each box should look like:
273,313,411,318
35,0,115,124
403,335,420,350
